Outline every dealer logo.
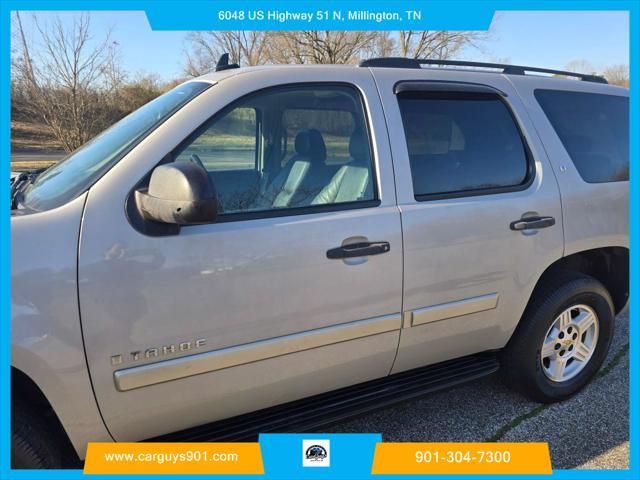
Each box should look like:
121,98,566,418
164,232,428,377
302,439,330,467
306,445,327,461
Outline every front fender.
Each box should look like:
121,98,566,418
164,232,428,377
11,193,112,459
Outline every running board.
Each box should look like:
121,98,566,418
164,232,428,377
149,353,499,443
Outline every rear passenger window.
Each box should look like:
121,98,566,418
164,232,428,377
397,92,530,199
535,90,629,183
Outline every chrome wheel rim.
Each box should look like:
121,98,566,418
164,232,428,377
540,304,599,382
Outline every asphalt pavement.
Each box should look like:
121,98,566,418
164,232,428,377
327,311,630,470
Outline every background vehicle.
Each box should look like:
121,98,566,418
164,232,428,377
10,57,629,468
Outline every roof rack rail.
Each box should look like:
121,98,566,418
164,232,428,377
358,57,608,84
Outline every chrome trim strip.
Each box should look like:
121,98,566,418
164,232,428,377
412,293,499,327
402,311,413,329
114,314,401,391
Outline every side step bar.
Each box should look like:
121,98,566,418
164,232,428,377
150,353,500,443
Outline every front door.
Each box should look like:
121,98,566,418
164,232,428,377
78,72,402,440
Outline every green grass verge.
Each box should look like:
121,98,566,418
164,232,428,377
487,343,629,442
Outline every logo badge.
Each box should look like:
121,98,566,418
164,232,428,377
302,439,330,467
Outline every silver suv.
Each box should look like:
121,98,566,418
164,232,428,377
10,57,629,468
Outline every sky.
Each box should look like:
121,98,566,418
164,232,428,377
13,10,629,81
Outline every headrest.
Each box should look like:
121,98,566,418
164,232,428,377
294,129,326,161
349,130,370,162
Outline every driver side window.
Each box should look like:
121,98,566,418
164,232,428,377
173,84,377,217
175,108,258,172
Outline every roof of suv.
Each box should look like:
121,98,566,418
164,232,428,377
193,64,353,84
191,61,627,95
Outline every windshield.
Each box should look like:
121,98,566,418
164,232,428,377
19,81,211,212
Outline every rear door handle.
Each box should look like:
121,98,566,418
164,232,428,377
510,216,556,231
327,241,390,259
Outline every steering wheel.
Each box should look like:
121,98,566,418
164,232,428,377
189,153,206,170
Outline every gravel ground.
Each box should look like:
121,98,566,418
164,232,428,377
327,311,630,470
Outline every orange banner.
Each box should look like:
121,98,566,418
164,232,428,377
371,442,552,475
83,442,264,474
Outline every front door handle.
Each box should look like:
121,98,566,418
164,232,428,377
327,241,390,259
510,216,556,231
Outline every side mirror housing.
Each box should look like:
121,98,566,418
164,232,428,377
135,162,218,225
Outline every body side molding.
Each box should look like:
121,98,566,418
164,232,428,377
114,314,401,391
411,293,499,327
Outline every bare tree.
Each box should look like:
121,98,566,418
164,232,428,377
358,31,395,59
564,60,628,87
185,30,381,69
183,30,489,72
13,12,122,152
564,59,597,75
397,31,486,59
184,31,269,76
267,31,380,64
603,64,629,87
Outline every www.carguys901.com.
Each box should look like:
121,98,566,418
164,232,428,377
104,450,239,465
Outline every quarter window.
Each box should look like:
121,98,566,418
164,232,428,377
535,90,628,183
397,91,530,199
174,85,376,216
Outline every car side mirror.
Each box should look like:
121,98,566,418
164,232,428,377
134,162,218,225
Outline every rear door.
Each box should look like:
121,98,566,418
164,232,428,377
78,68,403,441
370,68,564,373
510,79,629,256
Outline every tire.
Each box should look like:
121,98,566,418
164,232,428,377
12,403,62,469
502,271,615,403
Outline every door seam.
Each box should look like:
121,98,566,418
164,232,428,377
75,192,117,442
365,67,406,376
503,75,565,257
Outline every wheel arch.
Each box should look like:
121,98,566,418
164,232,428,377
528,246,628,315
11,367,80,467
10,342,113,460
